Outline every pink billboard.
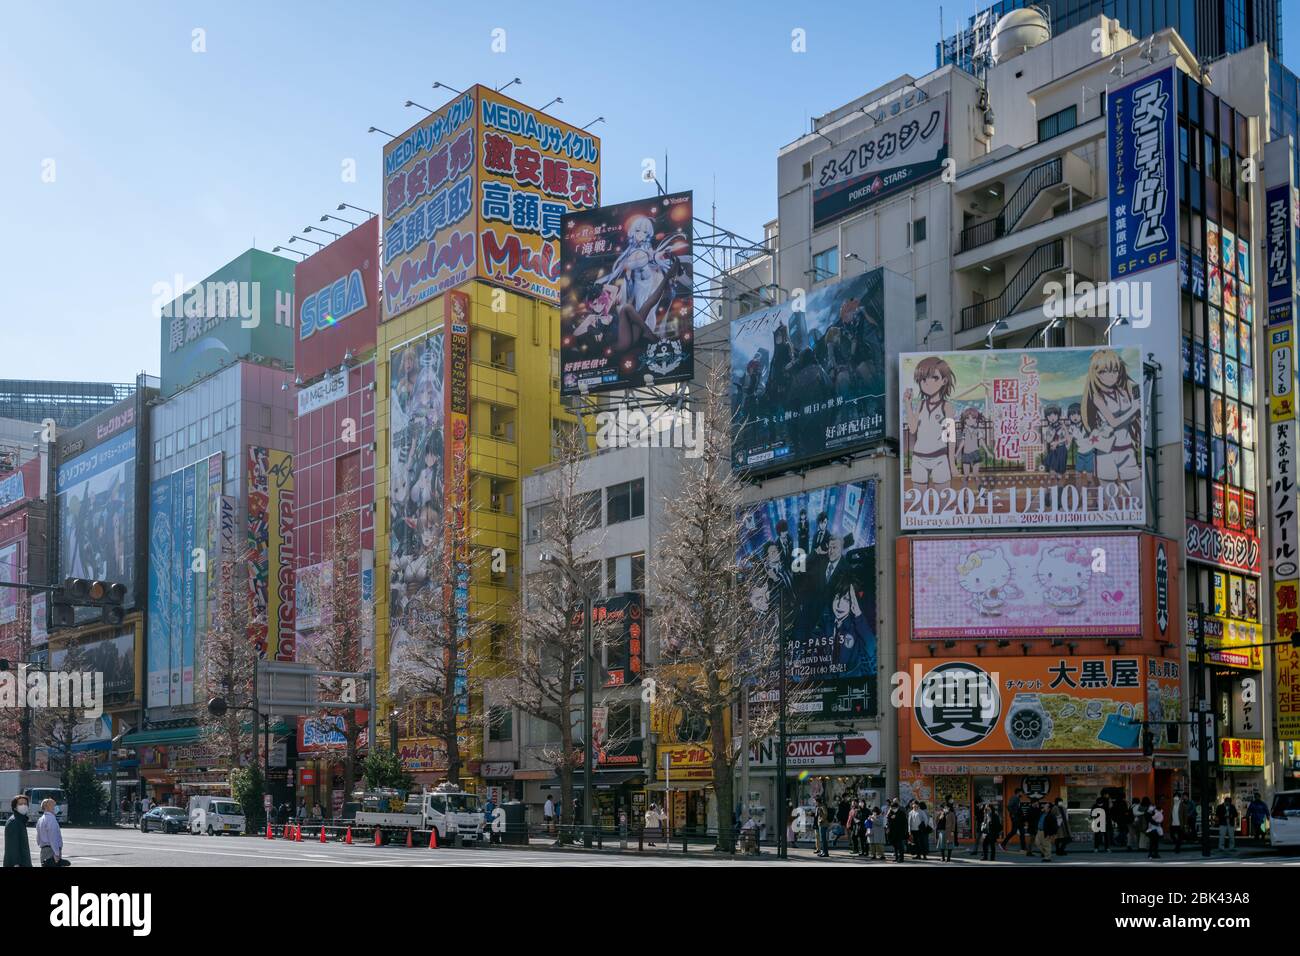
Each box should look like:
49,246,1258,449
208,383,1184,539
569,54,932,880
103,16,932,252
909,533,1141,639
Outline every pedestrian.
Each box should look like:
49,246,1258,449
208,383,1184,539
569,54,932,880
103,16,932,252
788,802,800,848
312,802,322,821
1131,797,1149,852
1024,800,1040,856
1002,788,1026,851
1053,798,1070,856
1147,801,1165,859
814,797,831,858
3,795,32,867
936,800,957,862
1110,794,1128,849
1247,792,1269,845
643,803,660,846
869,807,886,860
909,800,932,860
141,794,152,815
981,802,1002,860
1036,802,1057,862
543,795,555,836
37,798,69,867
297,799,307,824
887,800,908,862
846,800,861,856
1184,798,1198,844
1170,794,1183,854
1216,797,1238,851
1090,797,1109,853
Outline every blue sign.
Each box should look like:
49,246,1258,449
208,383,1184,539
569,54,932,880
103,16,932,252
1108,67,1178,279
299,268,367,340
1265,182,1293,314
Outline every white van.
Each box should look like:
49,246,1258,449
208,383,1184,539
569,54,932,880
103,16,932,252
188,796,246,836
1268,791,1300,850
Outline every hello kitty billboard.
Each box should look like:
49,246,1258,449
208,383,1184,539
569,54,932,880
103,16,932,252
907,533,1142,639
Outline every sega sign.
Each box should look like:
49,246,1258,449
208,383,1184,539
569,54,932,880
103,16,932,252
300,268,366,340
292,217,380,382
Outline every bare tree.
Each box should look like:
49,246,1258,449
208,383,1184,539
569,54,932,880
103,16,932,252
0,594,33,768
649,358,784,853
31,639,95,775
196,556,257,773
298,508,369,801
486,424,616,842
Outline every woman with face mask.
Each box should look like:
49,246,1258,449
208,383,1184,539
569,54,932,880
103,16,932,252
4,796,32,867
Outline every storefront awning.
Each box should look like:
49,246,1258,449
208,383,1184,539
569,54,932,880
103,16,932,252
120,727,202,747
644,779,711,791
917,758,1153,775
543,771,646,790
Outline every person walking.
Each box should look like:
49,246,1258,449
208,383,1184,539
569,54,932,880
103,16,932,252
846,801,861,856
1170,794,1183,854
887,800,908,862
1024,800,1041,856
1052,798,1070,856
643,803,660,846
936,800,957,862
981,802,1002,860
1109,795,1128,849
1217,797,1238,851
908,801,932,861
869,807,886,860
1147,801,1165,859
814,798,831,858
543,795,555,836
1184,798,1198,846
1090,797,1109,853
3,795,32,867
36,799,69,867
1036,803,1057,862
1002,788,1026,852
1131,797,1149,853
1247,792,1269,845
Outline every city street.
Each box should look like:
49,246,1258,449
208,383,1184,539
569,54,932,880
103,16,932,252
4,825,1296,867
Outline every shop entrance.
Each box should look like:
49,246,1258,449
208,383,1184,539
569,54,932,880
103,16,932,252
973,776,1002,840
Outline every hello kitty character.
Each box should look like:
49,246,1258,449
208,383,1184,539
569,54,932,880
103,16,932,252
956,548,1020,617
1035,545,1092,615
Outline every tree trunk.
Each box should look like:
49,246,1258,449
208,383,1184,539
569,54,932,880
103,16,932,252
711,703,735,853
559,721,574,846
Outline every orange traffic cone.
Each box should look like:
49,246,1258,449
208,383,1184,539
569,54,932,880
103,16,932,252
295,825,302,842
373,827,382,846
265,822,274,840
344,827,352,844
406,829,413,848
319,826,326,843
428,827,438,849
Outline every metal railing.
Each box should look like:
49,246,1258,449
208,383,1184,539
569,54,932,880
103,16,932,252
958,157,1063,253
959,238,1065,332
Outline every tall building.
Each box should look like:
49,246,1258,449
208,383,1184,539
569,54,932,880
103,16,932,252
376,85,599,790
938,0,1282,72
0,379,136,430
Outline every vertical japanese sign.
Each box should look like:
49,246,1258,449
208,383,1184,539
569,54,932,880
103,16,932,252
477,86,601,303
1108,66,1177,279
247,447,295,661
382,92,478,320
445,291,471,714
1266,183,1295,321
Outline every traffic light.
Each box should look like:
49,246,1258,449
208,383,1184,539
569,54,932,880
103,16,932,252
51,578,127,627
1142,730,1155,757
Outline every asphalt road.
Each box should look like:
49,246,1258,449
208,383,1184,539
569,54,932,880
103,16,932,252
3,825,1296,866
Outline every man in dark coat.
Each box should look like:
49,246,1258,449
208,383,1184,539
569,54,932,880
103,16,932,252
4,796,32,867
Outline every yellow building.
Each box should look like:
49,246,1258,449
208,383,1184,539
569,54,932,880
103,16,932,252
376,283,569,788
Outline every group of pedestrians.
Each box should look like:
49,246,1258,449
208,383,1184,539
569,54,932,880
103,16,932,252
3,795,70,867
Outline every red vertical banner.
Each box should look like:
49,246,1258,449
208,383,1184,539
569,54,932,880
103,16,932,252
445,291,471,713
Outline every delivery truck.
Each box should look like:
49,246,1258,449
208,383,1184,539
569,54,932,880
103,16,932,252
352,782,485,843
0,770,67,824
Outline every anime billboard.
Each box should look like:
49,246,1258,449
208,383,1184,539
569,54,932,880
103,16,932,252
388,330,444,687
731,270,890,473
899,347,1145,530
739,481,877,696
559,191,693,394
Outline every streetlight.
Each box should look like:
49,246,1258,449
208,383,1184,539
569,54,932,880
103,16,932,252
367,126,396,137
321,213,357,228
338,202,377,218
432,81,465,95
404,100,433,113
496,77,522,93
272,245,307,259
540,550,594,849
289,235,324,250
581,116,605,131
538,96,563,112
984,318,1009,349
305,225,340,240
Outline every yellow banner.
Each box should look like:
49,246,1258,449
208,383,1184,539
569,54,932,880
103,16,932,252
1270,328,1295,419
1218,736,1264,769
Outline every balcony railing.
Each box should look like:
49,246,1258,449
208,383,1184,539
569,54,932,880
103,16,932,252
958,157,1063,253
959,238,1065,332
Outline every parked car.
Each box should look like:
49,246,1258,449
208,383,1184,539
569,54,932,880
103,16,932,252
1269,790,1300,850
140,806,188,834
187,796,246,836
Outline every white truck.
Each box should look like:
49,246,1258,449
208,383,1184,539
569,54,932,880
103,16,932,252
352,783,486,843
0,770,67,824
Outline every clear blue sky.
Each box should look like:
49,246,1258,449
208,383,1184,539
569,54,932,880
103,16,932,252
3,0,1298,383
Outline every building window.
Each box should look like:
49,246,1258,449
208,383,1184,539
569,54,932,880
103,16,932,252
201,417,210,441
488,705,513,742
212,411,223,435
607,701,640,749
164,434,174,457
526,503,551,543
916,295,928,322
606,478,645,525
176,429,186,453
1037,105,1077,142
605,553,646,594
912,217,927,244
812,247,838,281
154,440,162,463
225,455,237,483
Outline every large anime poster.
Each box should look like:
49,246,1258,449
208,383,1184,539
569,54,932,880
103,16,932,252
559,191,693,394
731,270,888,473
388,331,445,687
899,347,1146,530
738,481,877,697
58,427,137,596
